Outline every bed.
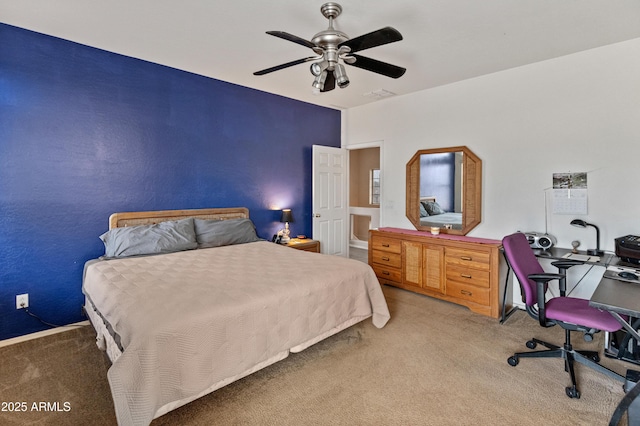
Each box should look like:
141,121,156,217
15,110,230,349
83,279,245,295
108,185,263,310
418,196,463,229
82,207,390,426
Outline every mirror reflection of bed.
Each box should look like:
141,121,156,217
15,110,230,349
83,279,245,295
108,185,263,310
419,196,463,230
418,151,464,230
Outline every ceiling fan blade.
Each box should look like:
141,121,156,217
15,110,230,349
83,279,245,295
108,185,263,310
338,27,403,53
253,57,317,76
266,31,317,49
347,54,406,79
321,72,336,92
349,55,407,78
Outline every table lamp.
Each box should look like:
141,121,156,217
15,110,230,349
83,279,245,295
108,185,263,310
280,209,294,243
570,219,603,256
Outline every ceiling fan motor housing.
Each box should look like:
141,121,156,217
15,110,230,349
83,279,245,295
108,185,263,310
312,2,350,75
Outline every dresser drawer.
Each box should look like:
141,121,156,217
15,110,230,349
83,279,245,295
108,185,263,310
372,265,402,284
371,249,402,269
445,248,490,271
370,236,402,254
446,280,490,306
446,264,490,288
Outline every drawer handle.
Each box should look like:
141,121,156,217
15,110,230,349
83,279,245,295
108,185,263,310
382,256,390,261
382,271,390,275
460,290,473,296
382,244,390,247
460,256,473,261
460,274,472,279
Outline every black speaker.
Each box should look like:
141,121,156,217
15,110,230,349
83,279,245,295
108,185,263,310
524,232,557,250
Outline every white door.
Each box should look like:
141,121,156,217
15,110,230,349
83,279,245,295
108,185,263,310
312,145,348,256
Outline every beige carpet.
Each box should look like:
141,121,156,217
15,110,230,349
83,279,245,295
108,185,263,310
0,285,631,425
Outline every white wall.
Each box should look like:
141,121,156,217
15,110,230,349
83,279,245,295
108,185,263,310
344,38,640,248
343,37,640,300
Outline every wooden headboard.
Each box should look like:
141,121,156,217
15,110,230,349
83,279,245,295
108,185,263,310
108,207,249,229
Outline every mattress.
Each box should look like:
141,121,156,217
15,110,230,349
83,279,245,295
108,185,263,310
420,212,463,228
83,241,390,426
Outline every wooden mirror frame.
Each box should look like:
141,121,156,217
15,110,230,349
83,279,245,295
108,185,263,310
406,146,482,235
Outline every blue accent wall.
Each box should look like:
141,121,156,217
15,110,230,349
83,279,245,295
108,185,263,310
0,23,341,340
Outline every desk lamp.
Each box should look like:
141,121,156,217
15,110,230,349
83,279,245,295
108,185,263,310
280,209,294,243
570,219,603,256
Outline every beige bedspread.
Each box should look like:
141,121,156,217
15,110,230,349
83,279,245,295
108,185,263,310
83,241,390,426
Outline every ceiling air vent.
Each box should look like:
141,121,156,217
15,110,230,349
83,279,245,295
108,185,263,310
363,89,396,99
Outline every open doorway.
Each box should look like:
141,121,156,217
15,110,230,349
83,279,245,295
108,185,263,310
348,146,381,260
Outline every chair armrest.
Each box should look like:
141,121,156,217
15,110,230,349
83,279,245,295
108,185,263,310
528,273,564,282
550,260,584,296
551,260,584,269
528,273,564,327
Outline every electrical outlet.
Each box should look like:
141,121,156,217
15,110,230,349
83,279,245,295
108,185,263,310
16,293,28,309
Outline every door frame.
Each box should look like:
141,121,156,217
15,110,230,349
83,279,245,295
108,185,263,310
346,140,384,252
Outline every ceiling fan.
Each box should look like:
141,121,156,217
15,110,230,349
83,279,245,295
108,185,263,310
253,2,406,93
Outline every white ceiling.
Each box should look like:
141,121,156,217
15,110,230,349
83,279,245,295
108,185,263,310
2,0,640,110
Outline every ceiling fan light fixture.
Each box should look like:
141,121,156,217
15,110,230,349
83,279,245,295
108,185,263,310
310,60,329,76
334,63,349,88
312,70,327,91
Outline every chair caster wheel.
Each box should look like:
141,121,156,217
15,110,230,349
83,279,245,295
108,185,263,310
508,356,519,367
565,386,580,399
526,340,537,349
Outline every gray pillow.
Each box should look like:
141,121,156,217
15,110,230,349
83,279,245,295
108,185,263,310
100,218,197,258
419,202,429,218
194,218,260,248
423,201,445,216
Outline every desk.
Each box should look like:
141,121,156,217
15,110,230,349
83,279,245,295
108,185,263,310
590,274,640,425
532,247,614,267
590,276,640,345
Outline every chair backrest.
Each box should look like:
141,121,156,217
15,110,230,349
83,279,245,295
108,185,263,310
502,232,545,307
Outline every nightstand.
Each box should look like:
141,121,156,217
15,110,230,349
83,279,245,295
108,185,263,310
285,238,320,253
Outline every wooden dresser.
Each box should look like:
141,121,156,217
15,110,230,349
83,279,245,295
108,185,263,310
369,228,507,319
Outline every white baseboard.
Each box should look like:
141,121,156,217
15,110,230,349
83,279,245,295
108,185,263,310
0,320,90,348
349,240,368,250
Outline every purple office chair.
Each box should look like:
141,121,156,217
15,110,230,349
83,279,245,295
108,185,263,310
503,232,625,398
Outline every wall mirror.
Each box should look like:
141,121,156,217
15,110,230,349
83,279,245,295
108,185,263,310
406,146,482,236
